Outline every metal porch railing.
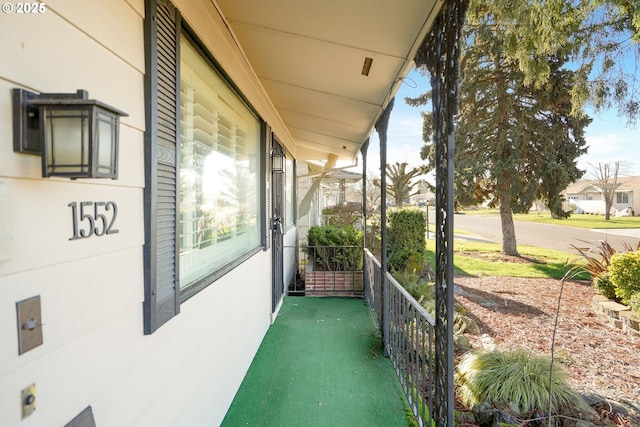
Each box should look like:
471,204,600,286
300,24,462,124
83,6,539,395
364,248,436,427
287,245,437,426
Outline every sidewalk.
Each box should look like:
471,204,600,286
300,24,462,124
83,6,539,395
590,228,640,238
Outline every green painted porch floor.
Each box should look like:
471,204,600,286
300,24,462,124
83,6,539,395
221,297,410,427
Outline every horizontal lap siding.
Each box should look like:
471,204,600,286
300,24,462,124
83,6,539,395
0,1,146,426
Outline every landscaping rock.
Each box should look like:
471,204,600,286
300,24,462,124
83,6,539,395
471,402,521,427
455,334,471,349
620,310,640,335
491,409,519,426
561,420,599,427
591,295,639,337
480,301,500,308
464,317,480,334
479,333,496,351
455,410,476,425
592,295,610,303
599,300,630,319
564,402,601,424
473,402,495,425
526,411,552,427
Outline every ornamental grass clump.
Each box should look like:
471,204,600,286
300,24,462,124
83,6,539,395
456,348,590,416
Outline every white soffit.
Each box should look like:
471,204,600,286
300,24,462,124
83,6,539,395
216,0,442,161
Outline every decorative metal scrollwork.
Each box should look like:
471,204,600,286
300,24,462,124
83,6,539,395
415,1,469,425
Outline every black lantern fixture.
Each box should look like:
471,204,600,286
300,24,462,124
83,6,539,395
12,88,127,179
272,150,285,173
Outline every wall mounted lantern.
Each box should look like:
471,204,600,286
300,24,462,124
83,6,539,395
12,88,128,179
271,150,285,173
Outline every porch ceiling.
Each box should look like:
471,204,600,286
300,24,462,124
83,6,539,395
215,0,442,162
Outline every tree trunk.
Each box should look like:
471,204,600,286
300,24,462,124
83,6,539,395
492,56,519,256
499,200,519,256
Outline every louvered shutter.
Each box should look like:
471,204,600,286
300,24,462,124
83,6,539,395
262,123,272,249
143,0,180,334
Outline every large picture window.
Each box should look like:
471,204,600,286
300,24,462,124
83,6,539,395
179,35,262,292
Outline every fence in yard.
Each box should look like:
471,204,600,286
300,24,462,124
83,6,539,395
364,249,436,427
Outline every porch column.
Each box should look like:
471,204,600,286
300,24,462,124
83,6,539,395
361,138,370,248
375,97,394,349
415,0,468,425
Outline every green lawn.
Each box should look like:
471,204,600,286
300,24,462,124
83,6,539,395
425,240,588,280
458,209,640,229
513,213,640,229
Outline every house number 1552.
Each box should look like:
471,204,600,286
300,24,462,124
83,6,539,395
68,201,119,240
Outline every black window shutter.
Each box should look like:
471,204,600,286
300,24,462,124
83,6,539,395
143,0,180,334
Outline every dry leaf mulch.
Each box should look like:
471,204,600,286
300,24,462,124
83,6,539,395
454,275,640,426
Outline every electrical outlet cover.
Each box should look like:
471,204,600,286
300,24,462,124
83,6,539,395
16,296,43,354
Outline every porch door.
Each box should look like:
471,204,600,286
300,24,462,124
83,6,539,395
271,142,285,313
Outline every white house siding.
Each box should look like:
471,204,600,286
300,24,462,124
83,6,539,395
568,194,637,216
1,1,276,426
569,199,607,215
283,227,298,298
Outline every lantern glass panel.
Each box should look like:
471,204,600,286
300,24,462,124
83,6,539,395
272,153,284,172
96,111,117,176
43,107,89,176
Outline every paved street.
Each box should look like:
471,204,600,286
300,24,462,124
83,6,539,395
450,212,640,254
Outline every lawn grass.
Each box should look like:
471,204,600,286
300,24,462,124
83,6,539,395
425,240,588,280
458,209,640,229
513,213,640,229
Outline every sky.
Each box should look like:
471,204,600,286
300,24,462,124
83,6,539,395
362,68,640,180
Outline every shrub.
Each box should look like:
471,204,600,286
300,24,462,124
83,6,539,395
365,216,381,256
573,239,640,279
609,251,640,304
456,348,592,416
593,272,617,299
392,269,419,289
388,209,426,272
392,270,434,301
629,293,640,317
306,225,363,270
389,249,423,273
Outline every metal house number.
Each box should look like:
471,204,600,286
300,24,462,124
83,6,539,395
68,201,119,240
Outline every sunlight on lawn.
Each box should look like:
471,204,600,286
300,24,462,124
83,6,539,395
458,208,640,229
426,240,588,280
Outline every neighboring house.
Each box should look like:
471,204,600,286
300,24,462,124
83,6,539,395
0,1,445,426
320,169,363,211
296,164,363,243
563,176,640,215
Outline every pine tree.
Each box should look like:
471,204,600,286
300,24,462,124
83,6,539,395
410,0,590,255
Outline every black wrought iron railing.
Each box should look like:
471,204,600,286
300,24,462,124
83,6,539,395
287,245,439,426
364,249,436,427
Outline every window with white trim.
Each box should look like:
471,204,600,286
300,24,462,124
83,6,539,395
616,192,629,204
